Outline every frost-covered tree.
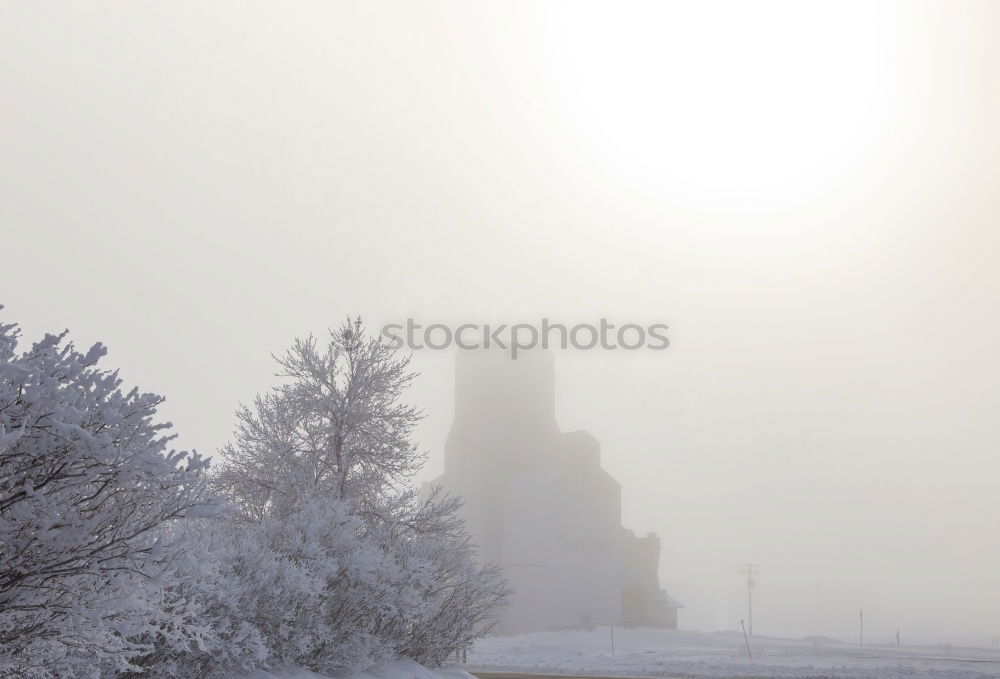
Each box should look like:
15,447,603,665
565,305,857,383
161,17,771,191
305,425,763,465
215,317,423,519
0,308,220,678
194,318,507,675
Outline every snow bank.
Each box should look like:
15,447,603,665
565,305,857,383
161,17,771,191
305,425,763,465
241,658,475,679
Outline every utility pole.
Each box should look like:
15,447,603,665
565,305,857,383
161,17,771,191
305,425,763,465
815,583,821,637
859,609,863,648
737,564,760,636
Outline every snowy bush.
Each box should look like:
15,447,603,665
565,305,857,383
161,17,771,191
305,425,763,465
0,309,220,678
148,498,408,678
381,487,509,666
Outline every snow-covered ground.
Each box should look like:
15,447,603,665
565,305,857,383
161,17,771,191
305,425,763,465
242,659,475,679
466,627,1000,679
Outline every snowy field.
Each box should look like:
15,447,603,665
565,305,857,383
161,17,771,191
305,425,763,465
465,627,1000,679
241,659,475,679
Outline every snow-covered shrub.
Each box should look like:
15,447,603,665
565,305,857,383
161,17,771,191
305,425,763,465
150,497,410,678
390,488,508,665
0,309,220,677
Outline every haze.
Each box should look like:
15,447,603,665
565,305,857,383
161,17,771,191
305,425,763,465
3,1,999,643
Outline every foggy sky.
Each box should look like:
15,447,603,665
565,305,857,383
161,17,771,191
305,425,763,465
3,1,999,642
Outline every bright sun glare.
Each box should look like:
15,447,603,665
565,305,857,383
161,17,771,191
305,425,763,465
542,2,902,212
